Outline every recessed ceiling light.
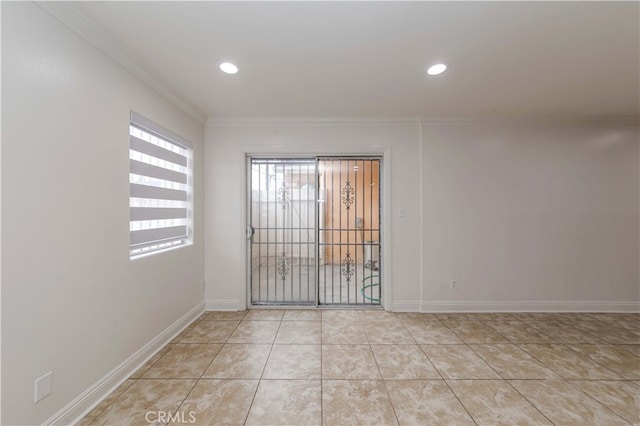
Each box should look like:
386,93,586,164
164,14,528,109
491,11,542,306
427,63,447,76
219,62,238,74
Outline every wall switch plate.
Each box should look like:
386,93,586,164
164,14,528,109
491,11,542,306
450,280,457,290
35,371,52,403
399,208,405,217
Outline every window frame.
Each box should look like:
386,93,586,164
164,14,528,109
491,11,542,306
129,111,193,259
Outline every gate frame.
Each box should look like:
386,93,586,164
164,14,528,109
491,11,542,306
243,149,391,310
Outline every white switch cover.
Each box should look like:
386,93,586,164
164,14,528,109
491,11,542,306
35,371,52,403
399,208,406,217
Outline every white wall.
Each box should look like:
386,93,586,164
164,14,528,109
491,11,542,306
421,121,639,311
204,120,422,311
1,3,205,425
205,119,639,314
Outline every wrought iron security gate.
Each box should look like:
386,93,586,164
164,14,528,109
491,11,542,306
248,157,381,306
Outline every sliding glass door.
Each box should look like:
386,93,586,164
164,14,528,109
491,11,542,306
248,157,381,306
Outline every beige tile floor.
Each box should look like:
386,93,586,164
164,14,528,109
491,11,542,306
79,310,639,425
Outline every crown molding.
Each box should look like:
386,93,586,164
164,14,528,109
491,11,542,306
417,115,640,127
207,115,639,128
206,116,420,127
35,1,206,125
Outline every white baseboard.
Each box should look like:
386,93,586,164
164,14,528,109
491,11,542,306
205,299,244,311
45,302,205,426
390,300,422,312
420,300,640,313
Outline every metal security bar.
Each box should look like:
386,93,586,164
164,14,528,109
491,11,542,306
318,158,381,305
249,159,317,305
249,156,381,306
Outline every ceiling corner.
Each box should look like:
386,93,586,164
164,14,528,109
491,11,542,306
34,1,207,125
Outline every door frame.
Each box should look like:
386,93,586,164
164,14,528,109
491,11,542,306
242,149,391,310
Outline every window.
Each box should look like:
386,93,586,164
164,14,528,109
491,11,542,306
129,112,192,258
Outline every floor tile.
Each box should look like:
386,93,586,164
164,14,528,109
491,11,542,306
589,328,640,345
619,344,640,356
91,379,196,426
244,309,285,321
569,344,640,379
405,321,463,344
470,344,560,379
482,313,520,321
358,310,400,321
321,321,368,344
130,345,172,378
79,310,640,426
275,320,321,344
571,319,640,344
283,309,321,321
528,321,603,343
170,324,196,344
363,321,415,344
227,320,280,344
83,379,137,420
246,380,321,426
322,345,381,379
485,320,555,343
436,313,487,322
322,380,398,426
370,345,440,379
516,312,579,323
262,344,321,379
445,322,510,344
322,310,360,322
178,320,239,343
570,380,640,424
395,312,438,322
385,380,475,426
178,379,258,425
202,344,271,379
421,345,501,379
142,344,222,379
519,344,623,380
447,380,551,426
510,380,629,425
201,311,247,321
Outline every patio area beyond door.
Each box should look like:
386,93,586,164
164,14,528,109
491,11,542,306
249,157,381,306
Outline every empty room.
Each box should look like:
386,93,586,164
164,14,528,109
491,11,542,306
1,1,638,425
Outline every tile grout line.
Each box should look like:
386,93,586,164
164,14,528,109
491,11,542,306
439,318,556,426
242,315,284,425
501,379,557,425
79,311,639,425
563,343,637,380
418,340,479,426
88,313,206,424
170,311,246,425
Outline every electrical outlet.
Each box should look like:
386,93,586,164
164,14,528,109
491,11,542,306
35,371,52,403
450,280,457,290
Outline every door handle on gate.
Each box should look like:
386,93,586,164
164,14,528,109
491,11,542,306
246,225,255,240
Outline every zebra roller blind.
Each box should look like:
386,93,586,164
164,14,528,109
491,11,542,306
129,112,192,258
